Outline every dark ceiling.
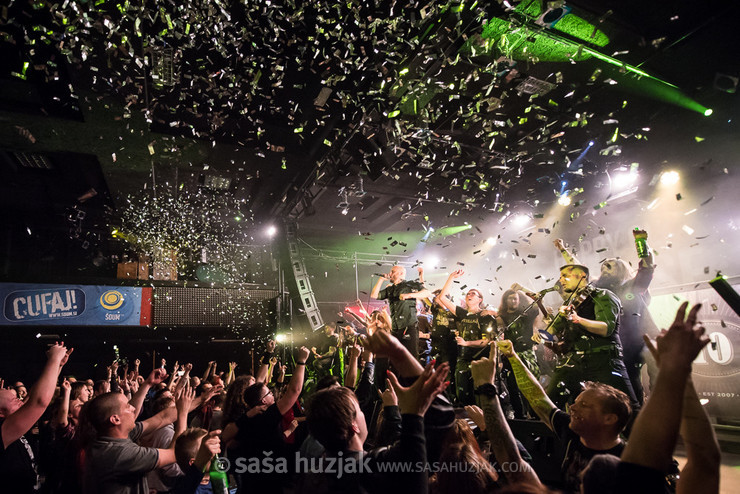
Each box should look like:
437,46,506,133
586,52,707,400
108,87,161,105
1,0,738,281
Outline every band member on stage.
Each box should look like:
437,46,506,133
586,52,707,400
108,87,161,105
311,323,341,384
435,269,494,405
540,264,637,409
370,266,431,358
496,288,541,418
429,289,458,371
555,231,658,405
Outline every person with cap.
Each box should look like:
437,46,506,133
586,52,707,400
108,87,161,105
539,263,637,409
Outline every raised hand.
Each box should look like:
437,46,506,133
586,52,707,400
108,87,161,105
296,346,311,363
496,339,515,358
386,361,450,416
348,344,362,361
194,430,222,470
146,368,167,386
202,384,223,403
450,269,464,279
553,238,566,250
470,355,496,388
176,382,196,413
361,330,405,358
654,302,709,370
59,346,74,368
377,380,398,407
47,342,69,364
464,404,486,431
61,379,71,394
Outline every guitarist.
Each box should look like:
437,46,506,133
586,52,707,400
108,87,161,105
541,264,637,409
311,323,341,383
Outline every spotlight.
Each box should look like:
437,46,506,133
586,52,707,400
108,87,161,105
486,237,496,246
704,109,713,117
266,225,277,237
612,171,638,189
660,170,680,186
558,194,572,206
512,214,531,227
275,334,288,343
588,141,595,147
426,255,440,267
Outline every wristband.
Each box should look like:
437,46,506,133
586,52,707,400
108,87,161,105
474,383,498,397
296,361,306,365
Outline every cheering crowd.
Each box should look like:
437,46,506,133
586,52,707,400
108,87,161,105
0,230,722,493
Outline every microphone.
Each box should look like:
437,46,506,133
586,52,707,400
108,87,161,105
538,282,562,295
374,273,388,278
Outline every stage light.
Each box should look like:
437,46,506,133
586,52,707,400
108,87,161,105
275,334,288,343
426,255,440,267
612,171,638,189
704,109,713,117
588,141,595,147
341,207,349,215
660,170,680,186
266,225,277,237
512,214,531,227
486,237,496,246
558,194,572,206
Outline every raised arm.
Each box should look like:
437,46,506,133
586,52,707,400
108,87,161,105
621,303,709,472
225,362,237,387
169,383,196,448
255,340,276,383
417,266,425,285
201,361,214,384
553,238,579,264
140,402,177,437
166,361,179,389
363,329,423,378
370,273,388,299
471,347,542,486
276,346,310,415
676,377,720,494
52,379,72,429
130,368,166,418
344,344,362,389
435,269,463,313
399,288,435,302
2,343,71,448
496,340,558,430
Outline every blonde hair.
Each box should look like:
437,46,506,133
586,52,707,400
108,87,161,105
367,309,392,335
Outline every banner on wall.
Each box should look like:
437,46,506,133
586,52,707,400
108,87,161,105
0,283,152,326
649,284,740,425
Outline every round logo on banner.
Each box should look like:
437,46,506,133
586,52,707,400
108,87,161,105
100,290,124,310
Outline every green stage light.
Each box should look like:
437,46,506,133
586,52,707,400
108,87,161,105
437,224,473,237
473,13,711,116
704,109,713,117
